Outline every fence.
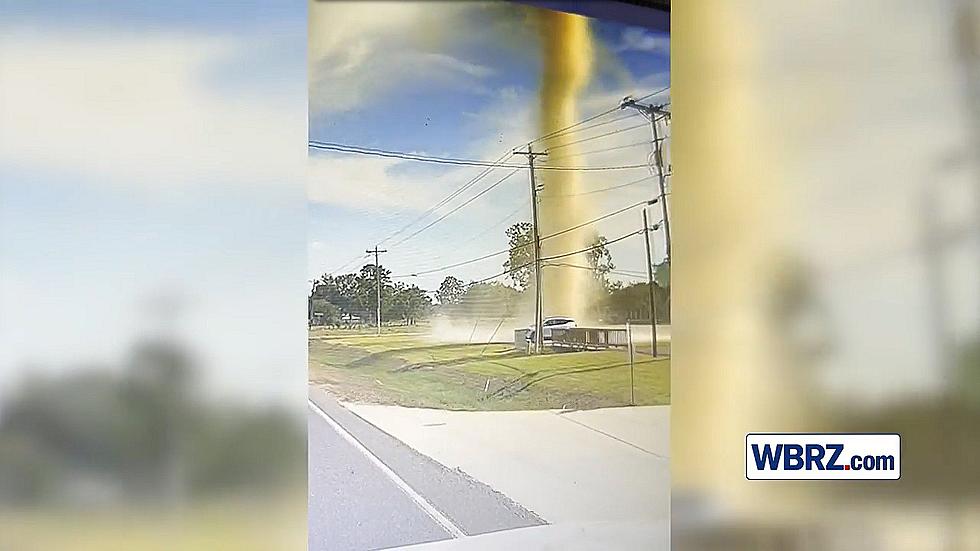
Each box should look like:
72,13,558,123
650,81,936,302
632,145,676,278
550,327,630,350
514,324,670,356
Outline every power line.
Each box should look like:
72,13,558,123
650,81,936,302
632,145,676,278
540,200,648,242
544,122,649,152
535,111,640,141
396,200,530,272
394,247,510,278
308,141,649,171
530,85,670,145
314,87,665,250
426,228,645,286
323,253,368,277
542,262,648,279
542,175,655,198
540,229,645,263
457,200,528,247
546,140,653,163
387,169,521,248
377,150,514,246
314,86,668,280
392,200,647,279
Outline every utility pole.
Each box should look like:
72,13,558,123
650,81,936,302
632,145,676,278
366,246,387,336
514,144,547,353
642,207,660,357
621,97,671,263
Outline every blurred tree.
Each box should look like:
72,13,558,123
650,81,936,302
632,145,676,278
452,282,522,319
309,298,341,326
585,233,615,289
0,343,304,506
387,282,432,325
503,222,534,291
599,282,670,324
436,276,466,305
955,337,980,407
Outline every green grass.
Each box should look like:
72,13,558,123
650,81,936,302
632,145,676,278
309,330,670,411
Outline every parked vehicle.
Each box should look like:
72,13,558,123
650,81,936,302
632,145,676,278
526,316,577,344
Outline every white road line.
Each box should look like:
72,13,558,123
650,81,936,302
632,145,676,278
308,399,466,539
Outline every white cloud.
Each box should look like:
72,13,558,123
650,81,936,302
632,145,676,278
0,27,305,194
308,1,495,115
616,27,670,55
307,154,444,212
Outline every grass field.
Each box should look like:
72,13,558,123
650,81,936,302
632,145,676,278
308,326,670,411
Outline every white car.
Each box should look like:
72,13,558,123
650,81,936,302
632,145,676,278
526,316,577,343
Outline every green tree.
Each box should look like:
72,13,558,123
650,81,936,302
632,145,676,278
391,283,432,325
454,282,522,319
601,282,669,324
355,263,391,324
502,222,534,291
585,233,616,289
309,298,341,326
436,276,466,305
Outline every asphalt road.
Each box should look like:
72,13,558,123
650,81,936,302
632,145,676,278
308,388,543,551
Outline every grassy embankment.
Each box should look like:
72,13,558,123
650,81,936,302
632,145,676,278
308,326,670,410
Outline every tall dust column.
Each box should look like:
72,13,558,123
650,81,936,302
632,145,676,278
537,11,595,321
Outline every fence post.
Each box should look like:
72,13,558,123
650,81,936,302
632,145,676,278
627,320,635,406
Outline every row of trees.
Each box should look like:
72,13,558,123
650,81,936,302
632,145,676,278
309,264,431,326
310,222,670,327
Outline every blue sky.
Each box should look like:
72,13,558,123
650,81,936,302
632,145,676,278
308,3,670,291
0,0,303,29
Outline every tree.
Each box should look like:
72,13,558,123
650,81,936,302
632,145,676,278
311,274,358,318
586,233,615,289
393,284,432,325
311,263,436,327
600,282,670,324
355,263,391,324
436,276,465,305
502,222,534,291
453,282,522,319
309,298,341,326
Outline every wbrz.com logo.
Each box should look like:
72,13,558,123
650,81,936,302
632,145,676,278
745,433,900,480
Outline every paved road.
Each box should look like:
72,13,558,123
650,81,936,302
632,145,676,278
308,388,543,551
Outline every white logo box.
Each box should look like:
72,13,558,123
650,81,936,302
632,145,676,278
746,433,901,480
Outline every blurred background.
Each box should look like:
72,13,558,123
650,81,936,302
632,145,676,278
0,1,308,549
673,0,980,549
